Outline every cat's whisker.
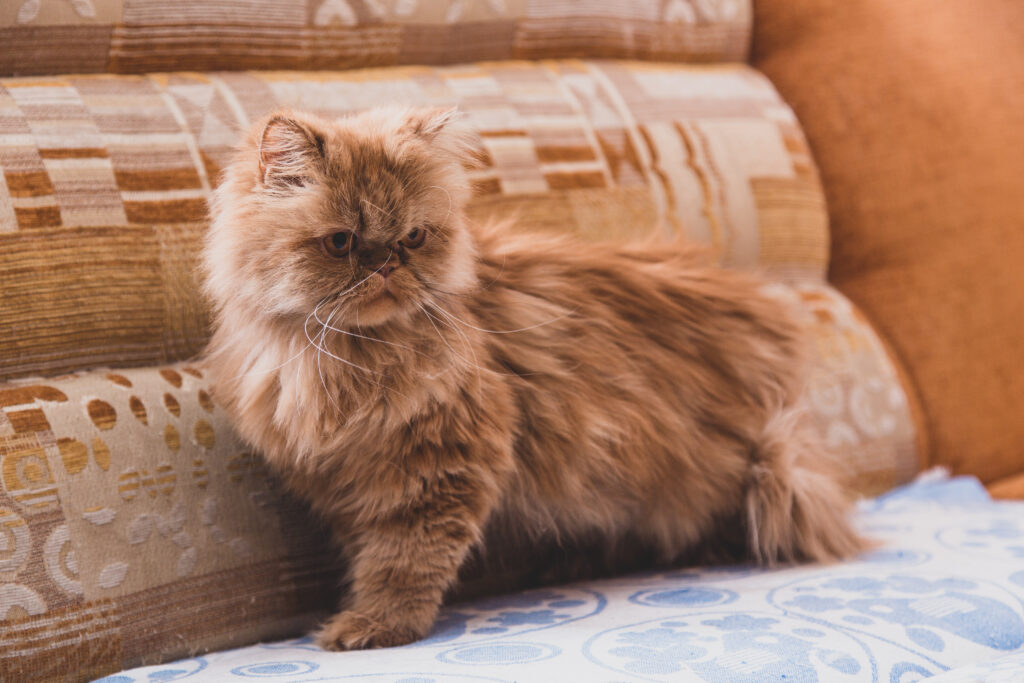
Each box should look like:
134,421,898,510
303,316,378,378
317,315,437,362
311,310,412,480
225,308,323,383
428,297,578,335
333,258,394,301
228,337,311,383
414,302,461,363
481,252,506,292
301,302,346,419
316,299,417,405
315,337,346,420
429,185,453,229
415,303,482,374
360,197,395,220
313,310,414,352
311,263,424,357
416,303,486,403
423,302,484,374
412,276,470,298
422,301,547,379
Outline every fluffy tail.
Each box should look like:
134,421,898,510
745,408,869,565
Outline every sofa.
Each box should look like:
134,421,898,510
1,1,1021,681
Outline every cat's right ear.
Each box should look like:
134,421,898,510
257,114,324,188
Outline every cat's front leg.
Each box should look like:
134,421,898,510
316,466,501,650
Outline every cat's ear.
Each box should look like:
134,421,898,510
401,107,482,166
257,114,325,187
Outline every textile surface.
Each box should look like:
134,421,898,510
96,475,1024,682
0,364,339,682
0,0,752,77
752,0,1024,492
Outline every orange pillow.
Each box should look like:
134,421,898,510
753,0,1024,491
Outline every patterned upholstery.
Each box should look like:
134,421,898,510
0,0,752,77
0,61,831,381
0,365,336,681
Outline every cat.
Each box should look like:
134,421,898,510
201,106,865,651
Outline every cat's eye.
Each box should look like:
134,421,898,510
322,231,356,257
400,227,427,249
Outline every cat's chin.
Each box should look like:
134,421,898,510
352,290,407,328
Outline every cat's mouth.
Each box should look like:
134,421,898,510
347,273,415,327
350,283,406,328
360,280,400,306
364,290,396,303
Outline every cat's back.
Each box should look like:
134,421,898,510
469,226,805,396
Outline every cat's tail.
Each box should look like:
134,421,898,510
745,408,869,565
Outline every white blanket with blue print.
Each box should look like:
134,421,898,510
97,474,1024,683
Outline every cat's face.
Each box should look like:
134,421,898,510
207,107,478,330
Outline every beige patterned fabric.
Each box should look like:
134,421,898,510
0,59,919,681
0,365,338,682
0,0,752,77
0,61,828,381
784,283,919,494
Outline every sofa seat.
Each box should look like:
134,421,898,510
95,475,1024,682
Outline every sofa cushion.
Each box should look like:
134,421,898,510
0,0,752,77
0,61,831,383
93,475,1024,682
752,0,1024,490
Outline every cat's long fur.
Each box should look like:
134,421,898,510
202,107,864,650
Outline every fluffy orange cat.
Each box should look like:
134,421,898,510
202,106,864,651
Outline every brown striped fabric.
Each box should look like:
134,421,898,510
0,0,752,77
0,61,835,383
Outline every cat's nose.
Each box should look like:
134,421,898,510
378,262,396,278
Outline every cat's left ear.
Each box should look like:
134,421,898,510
257,113,325,188
402,107,482,166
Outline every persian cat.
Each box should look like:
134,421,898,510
202,106,864,651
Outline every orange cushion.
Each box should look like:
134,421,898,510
753,0,1024,485
989,473,1024,500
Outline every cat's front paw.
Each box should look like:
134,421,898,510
315,610,425,651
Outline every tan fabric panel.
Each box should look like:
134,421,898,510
0,227,210,380
0,0,751,77
753,0,1024,485
0,61,830,382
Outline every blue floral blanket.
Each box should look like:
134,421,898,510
98,474,1024,682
